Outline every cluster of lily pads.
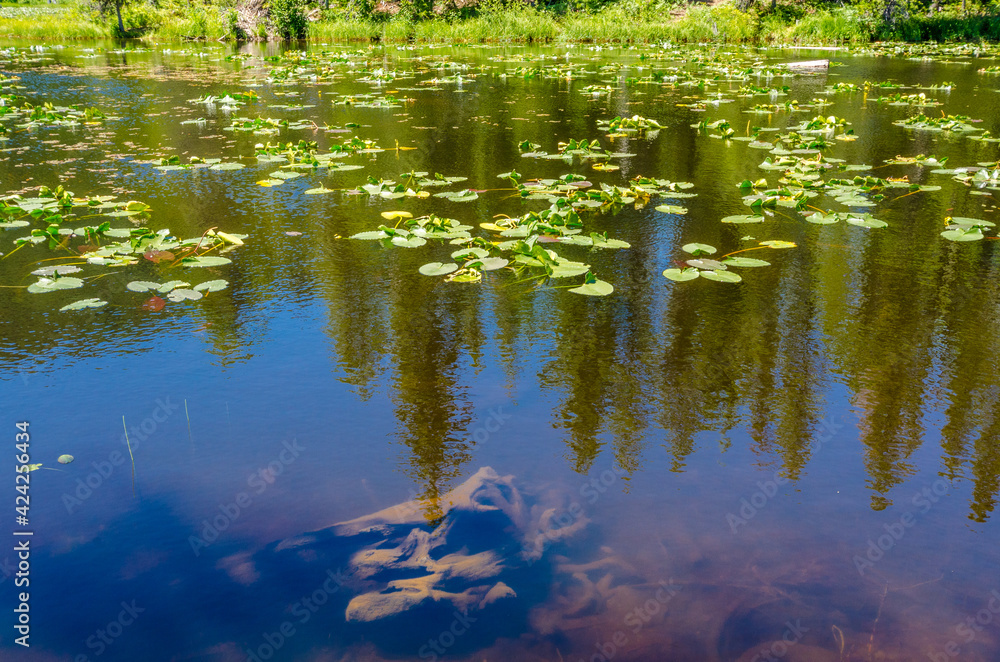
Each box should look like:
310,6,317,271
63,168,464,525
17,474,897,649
347,163,698,296
1,185,244,311
663,240,796,283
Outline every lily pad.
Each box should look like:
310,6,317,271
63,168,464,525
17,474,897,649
57,454,74,464
722,214,765,224
59,298,107,311
847,217,888,229
722,257,771,267
193,279,229,292
27,277,84,293
419,262,459,276
682,243,716,256
655,205,689,214
391,236,427,248
381,211,413,221
167,288,203,302
941,228,984,242
700,270,743,283
182,256,232,267
475,257,509,271
663,268,700,282
127,280,162,292
569,273,614,296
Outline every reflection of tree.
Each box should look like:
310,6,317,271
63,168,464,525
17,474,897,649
386,286,480,524
936,252,1000,522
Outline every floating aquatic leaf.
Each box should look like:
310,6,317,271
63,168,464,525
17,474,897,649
57,455,74,464
722,214,765,224
723,257,771,267
663,267,700,282
948,217,995,227
381,211,413,221
391,236,427,248
474,257,509,271
59,298,107,311
27,277,84,294
193,279,229,293
210,231,244,246
687,259,727,270
941,228,984,242
655,205,688,214
846,217,888,229
448,268,482,283
182,256,232,267
31,265,81,276
157,280,189,293
700,270,742,283
682,243,716,256
569,274,614,296
759,240,797,249
419,262,459,276
350,231,387,240
127,280,161,292
142,296,166,311
144,249,174,263
452,247,489,261
304,186,335,195
805,212,839,225
208,163,245,171
167,288,203,302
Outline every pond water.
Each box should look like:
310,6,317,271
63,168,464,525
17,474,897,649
2,40,1000,662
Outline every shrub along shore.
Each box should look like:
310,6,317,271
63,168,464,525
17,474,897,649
0,0,999,44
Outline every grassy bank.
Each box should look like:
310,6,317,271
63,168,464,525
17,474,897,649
1,0,999,44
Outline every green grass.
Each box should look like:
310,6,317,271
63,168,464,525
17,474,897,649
0,7,109,39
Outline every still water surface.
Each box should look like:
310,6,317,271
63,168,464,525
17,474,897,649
2,40,1000,662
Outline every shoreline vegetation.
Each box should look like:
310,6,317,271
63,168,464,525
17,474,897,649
0,0,999,44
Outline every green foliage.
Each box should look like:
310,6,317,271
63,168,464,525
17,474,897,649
398,0,433,21
269,0,307,39
344,0,375,20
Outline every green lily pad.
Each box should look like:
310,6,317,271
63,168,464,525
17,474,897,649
655,205,688,214
157,281,189,293
127,280,162,292
682,243,716,256
193,279,229,292
57,454,74,464
569,272,614,296
452,247,489,261
182,256,232,267
846,217,888,229
663,268,700,282
59,298,107,311
722,257,771,267
700,270,742,283
391,236,427,248
941,228,984,242
722,214,765,224
351,230,388,240
419,262,459,276
476,257,509,271
167,288,203,302
27,277,84,293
